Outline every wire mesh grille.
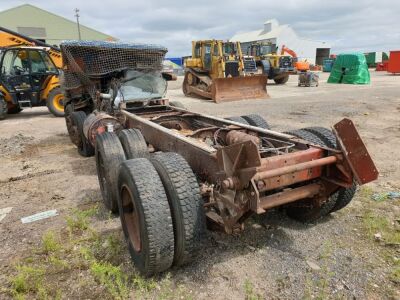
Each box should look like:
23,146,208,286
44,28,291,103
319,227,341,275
60,40,168,91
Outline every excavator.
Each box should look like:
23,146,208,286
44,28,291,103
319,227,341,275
281,45,310,72
0,26,64,119
247,42,293,84
183,40,268,103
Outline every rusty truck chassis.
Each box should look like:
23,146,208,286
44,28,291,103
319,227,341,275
95,104,379,234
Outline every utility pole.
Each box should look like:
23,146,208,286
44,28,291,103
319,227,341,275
74,8,82,40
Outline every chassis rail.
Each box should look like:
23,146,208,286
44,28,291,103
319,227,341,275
116,107,378,233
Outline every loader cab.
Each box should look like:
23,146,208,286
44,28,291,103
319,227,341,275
222,42,241,78
0,47,58,107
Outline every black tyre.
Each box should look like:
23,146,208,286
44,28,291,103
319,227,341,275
274,75,289,84
225,116,249,125
118,129,148,160
169,101,186,109
46,87,65,117
241,114,271,129
0,97,7,120
96,132,126,213
118,158,174,276
7,105,22,114
70,111,94,157
283,129,338,222
302,127,357,212
150,152,205,266
64,104,75,144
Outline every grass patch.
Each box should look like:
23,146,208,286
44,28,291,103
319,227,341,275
244,279,262,300
66,206,99,234
40,231,61,254
10,265,46,298
362,212,400,245
90,261,130,299
5,205,191,300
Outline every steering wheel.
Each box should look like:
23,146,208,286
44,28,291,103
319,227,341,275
13,65,26,74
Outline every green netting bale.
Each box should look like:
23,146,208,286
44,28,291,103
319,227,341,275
327,53,370,84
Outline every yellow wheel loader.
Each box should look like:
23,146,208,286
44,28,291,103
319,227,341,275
0,26,64,119
183,40,268,103
247,42,294,84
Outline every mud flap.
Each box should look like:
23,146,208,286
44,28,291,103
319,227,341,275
211,75,268,103
333,118,379,185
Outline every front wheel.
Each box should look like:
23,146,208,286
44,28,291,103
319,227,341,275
274,75,289,84
70,111,94,157
0,97,7,120
47,87,65,117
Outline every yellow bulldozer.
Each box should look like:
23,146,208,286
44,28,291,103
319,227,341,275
247,42,294,84
183,40,268,103
0,26,64,119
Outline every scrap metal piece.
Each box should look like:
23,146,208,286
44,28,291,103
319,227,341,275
333,118,379,184
21,209,58,224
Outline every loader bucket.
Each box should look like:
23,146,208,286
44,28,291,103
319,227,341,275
211,75,269,103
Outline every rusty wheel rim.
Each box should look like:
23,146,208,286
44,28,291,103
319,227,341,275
120,185,141,252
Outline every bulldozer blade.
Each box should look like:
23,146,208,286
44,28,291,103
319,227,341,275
211,75,269,103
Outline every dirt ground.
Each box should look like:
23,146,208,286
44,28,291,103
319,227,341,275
0,71,399,299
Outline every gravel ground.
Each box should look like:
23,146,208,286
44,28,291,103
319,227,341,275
0,71,399,299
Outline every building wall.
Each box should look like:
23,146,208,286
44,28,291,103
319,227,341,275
272,27,329,65
0,4,114,46
232,20,330,65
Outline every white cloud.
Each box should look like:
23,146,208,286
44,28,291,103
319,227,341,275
1,0,399,56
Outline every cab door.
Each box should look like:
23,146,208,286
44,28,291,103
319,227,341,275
202,42,212,72
211,42,222,77
0,49,33,105
28,49,58,99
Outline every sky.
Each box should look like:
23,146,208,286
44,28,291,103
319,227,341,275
1,0,399,57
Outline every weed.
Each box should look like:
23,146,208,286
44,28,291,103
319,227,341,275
132,273,157,294
358,186,374,199
66,206,98,233
48,255,69,271
244,279,262,300
90,261,130,300
10,265,45,297
41,231,61,254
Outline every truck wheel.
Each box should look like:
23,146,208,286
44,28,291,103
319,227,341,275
241,114,271,129
169,101,186,109
64,104,76,145
225,116,249,125
150,152,205,266
284,129,338,222
302,127,357,212
96,132,126,213
274,75,289,84
118,129,149,160
118,158,174,276
47,87,65,117
0,97,7,120
70,111,94,157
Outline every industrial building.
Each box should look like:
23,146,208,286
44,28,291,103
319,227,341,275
231,19,331,65
0,4,115,46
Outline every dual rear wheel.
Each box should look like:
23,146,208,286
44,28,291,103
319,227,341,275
95,129,205,276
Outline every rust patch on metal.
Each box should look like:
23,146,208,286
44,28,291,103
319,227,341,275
333,118,379,185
